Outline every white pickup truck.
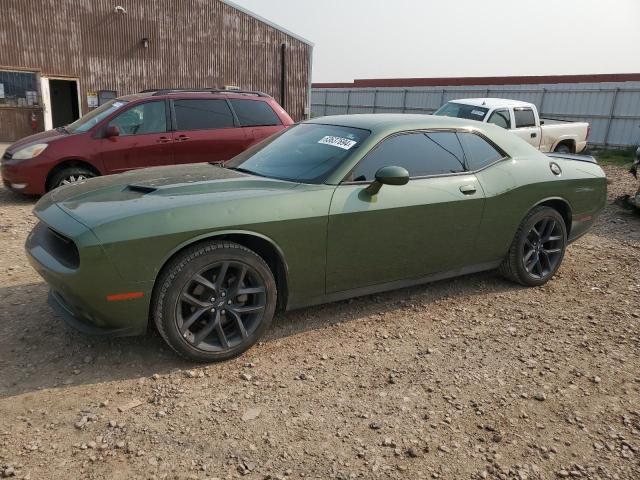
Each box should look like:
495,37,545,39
435,98,590,153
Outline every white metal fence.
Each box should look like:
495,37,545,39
311,81,640,147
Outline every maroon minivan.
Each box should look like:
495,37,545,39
1,89,294,195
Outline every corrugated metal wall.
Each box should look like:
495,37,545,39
312,82,640,147
0,0,311,141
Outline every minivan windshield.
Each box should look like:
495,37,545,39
224,123,370,183
66,99,128,133
434,102,488,121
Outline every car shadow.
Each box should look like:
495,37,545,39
0,184,38,206
0,271,523,398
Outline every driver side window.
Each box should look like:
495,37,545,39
349,131,466,181
108,101,167,136
487,109,510,129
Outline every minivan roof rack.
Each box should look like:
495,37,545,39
139,88,270,97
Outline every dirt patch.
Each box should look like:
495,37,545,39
0,166,638,479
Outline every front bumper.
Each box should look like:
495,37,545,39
1,159,47,195
48,290,144,337
26,205,153,337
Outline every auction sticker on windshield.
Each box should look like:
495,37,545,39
318,136,357,150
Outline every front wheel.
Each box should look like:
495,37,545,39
499,206,567,287
153,241,277,362
48,167,96,191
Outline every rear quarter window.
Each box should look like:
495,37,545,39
458,132,504,170
230,99,281,127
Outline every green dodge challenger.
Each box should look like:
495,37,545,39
26,114,607,362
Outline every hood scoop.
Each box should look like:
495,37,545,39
126,184,157,194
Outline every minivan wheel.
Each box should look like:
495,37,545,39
153,241,277,362
499,206,567,287
48,167,96,190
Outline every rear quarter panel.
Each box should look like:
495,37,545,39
474,153,606,263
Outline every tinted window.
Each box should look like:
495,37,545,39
514,108,536,128
351,132,466,181
230,99,281,126
458,132,504,170
487,109,510,129
108,101,166,136
434,102,488,121
225,123,370,183
174,99,234,130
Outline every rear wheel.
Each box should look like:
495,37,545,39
554,143,572,154
48,167,96,191
153,241,277,362
499,206,567,286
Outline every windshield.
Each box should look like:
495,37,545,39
224,123,370,183
66,99,128,133
434,102,488,121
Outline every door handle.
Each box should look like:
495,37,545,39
531,132,537,138
459,184,476,195
176,135,190,141
157,136,172,143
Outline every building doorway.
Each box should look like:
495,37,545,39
40,77,81,130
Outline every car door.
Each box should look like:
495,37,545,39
510,107,541,149
228,98,284,148
171,98,248,164
326,131,485,293
100,100,173,173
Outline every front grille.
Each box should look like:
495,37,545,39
30,222,80,269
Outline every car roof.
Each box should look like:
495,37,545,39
116,91,273,102
306,113,485,133
448,98,534,109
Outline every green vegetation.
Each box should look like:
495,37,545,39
586,147,636,167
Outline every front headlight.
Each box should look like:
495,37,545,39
13,143,48,160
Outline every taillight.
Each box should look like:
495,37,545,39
586,126,591,141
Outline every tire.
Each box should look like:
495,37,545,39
48,167,96,191
554,143,572,154
499,206,567,287
153,241,277,362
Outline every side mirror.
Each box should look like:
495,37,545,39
105,125,120,138
365,165,410,195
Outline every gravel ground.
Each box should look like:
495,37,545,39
0,165,638,480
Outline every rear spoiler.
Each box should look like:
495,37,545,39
546,152,597,164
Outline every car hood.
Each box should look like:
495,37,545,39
7,129,68,153
36,163,300,229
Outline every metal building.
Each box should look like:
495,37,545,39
312,74,640,147
0,0,313,142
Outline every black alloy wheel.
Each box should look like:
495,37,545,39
177,260,266,351
154,241,277,362
521,217,564,279
499,206,567,286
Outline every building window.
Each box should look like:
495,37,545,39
0,70,39,107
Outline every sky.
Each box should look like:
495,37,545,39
231,0,640,83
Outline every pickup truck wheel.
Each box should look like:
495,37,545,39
499,206,567,287
153,241,277,362
554,144,572,154
48,167,96,191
